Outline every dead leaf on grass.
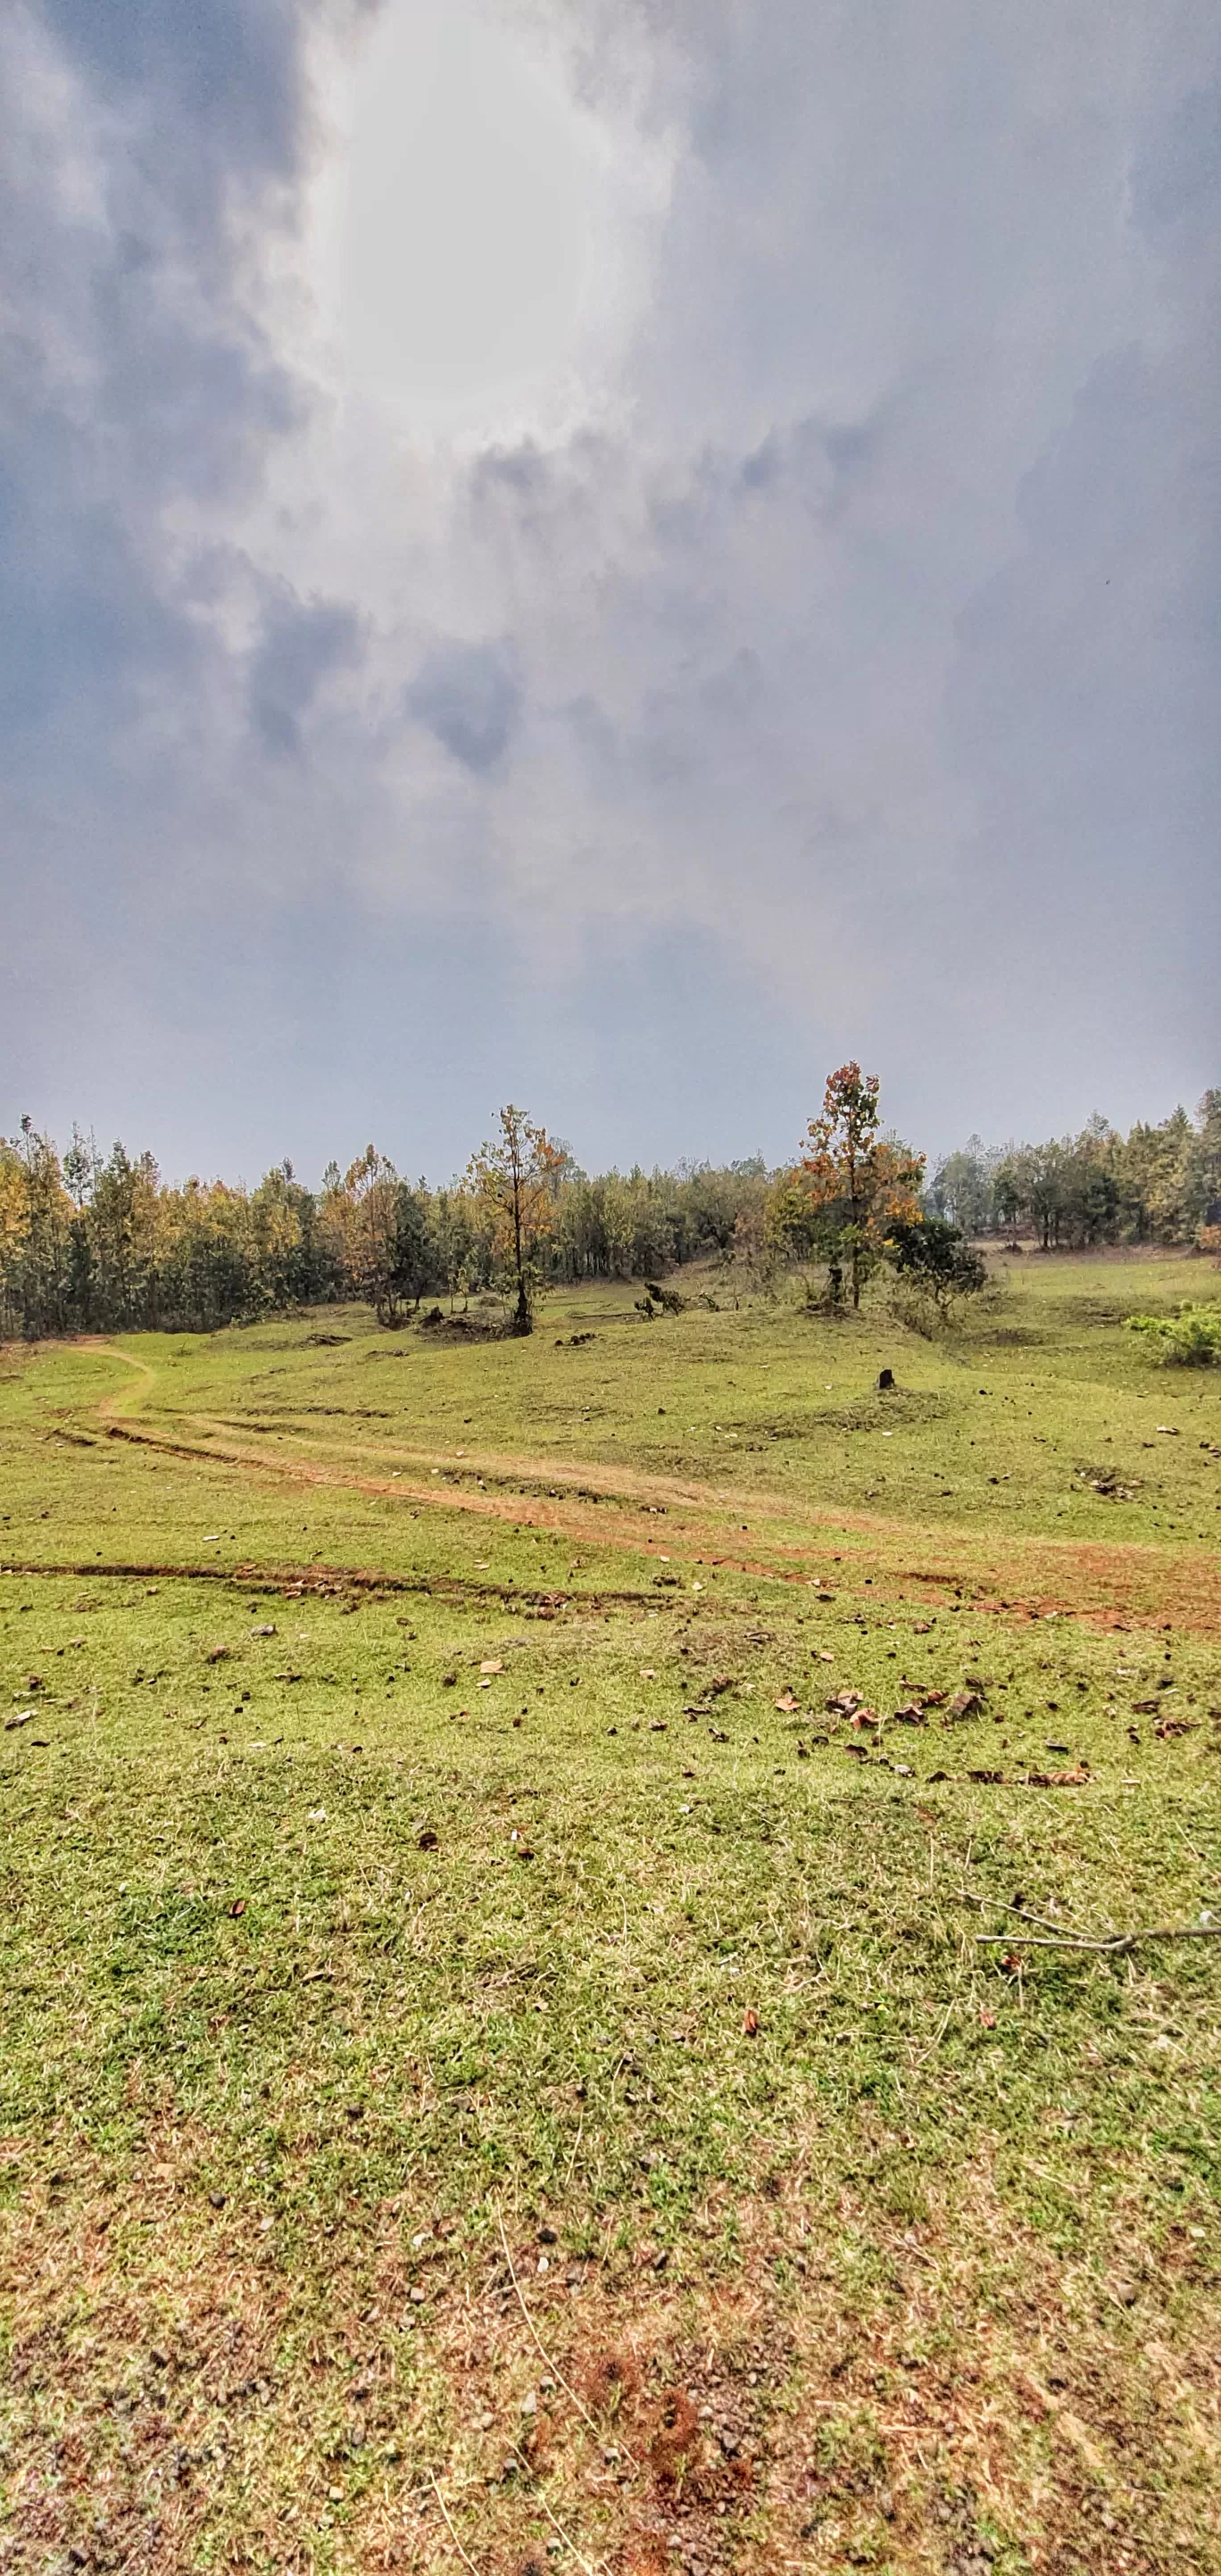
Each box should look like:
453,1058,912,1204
946,1690,984,1721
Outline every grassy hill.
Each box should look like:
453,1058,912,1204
2,1255,1219,2573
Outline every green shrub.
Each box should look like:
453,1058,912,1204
884,1216,987,1318
1126,1304,1221,1366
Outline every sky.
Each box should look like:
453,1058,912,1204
2,0,1218,1186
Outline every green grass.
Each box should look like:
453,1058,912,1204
2,1256,1220,2572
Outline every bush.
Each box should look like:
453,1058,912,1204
884,1217,986,1315
638,1281,686,1316
1127,1304,1221,1366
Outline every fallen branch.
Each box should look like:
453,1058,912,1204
1003,1898,1085,1934
977,1924,1221,1956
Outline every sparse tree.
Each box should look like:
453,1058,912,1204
466,1105,564,1334
927,1137,1001,1235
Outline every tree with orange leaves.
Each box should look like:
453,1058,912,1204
777,1063,925,1309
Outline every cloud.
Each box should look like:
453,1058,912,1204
0,0,315,768
249,586,367,758
403,638,523,773
2,0,1219,1177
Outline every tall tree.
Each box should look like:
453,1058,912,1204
792,1063,924,1309
466,1105,564,1334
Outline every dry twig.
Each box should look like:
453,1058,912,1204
428,2471,482,2573
506,2450,610,2576
977,1924,1221,1956
497,2212,643,2469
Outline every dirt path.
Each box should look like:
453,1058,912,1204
94,1345,156,1420
79,1345,1221,1636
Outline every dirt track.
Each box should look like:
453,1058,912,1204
50,1343,1219,1636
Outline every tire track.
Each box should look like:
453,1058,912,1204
51,1342,1221,1635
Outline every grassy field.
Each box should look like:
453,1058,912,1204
2,1254,1219,2575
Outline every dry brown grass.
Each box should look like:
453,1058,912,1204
4,2123,1218,2575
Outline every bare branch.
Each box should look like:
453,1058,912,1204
977,1924,1221,1955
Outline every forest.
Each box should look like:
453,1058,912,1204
1,1084,1218,1341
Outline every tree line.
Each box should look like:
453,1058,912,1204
928,1096,1221,1251
0,1112,771,1341
2,1077,1217,1342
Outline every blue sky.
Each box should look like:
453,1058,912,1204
2,0,1218,1183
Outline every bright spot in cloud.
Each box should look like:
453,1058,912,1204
332,0,611,424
